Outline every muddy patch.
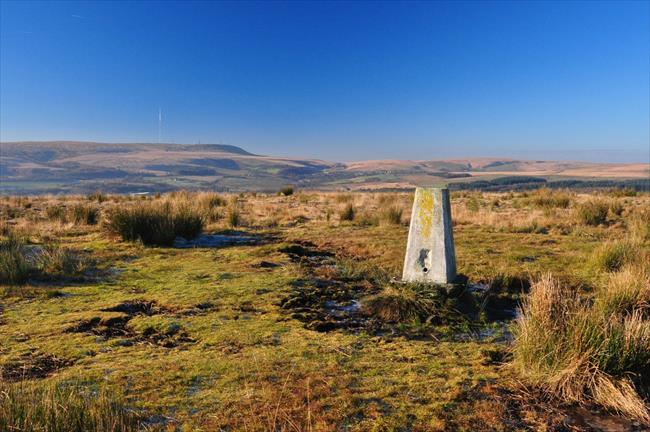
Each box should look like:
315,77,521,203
0,352,73,382
563,406,646,432
177,301,220,316
254,261,281,269
101,299,171,315
140,322,195,348
67,299,194,348
279,242,526,339
278,242,376,332
279,243,335,265
67,315,132,338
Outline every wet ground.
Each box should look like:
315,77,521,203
66,299,195,348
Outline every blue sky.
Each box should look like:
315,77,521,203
1,1,648,162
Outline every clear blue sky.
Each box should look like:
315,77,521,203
1,1,648,162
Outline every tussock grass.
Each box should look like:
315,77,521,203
45,205,67,223
105,201,203,246
70,203,100,225
0,235,31,285
339,203,355,221
0,381,147,432
356,212,379,226
466,197,481,212
526,188,573,209
381,207,403,225
607,187,637,197
37,245,91,281
628,208,650,243
0,235,92,285
362,286,435,323
196,192,226,210
335,193,353,203
589,240,638,273
227,207,242,227
594,266,649,318
575,199,610,226
87,191,108,202
608,199,624,217
513,274,650,423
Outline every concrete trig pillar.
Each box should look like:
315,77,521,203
402,187,456,284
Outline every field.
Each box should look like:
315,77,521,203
1,189,648,431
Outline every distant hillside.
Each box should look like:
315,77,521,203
0,141,647,194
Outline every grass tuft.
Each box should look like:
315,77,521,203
45,205,67,223
512,273,650,423
105,202,203,246
527,188,572,209
0,381,148,432
382,207,403,225
594,266,649,317
70,203,100,225
575,200,610,226
362,286,435,323
339,203,355,221
227,207,241,227
0,235,31,285
36,244,91,281
589,240,637,273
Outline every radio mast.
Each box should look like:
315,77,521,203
158,108,162,143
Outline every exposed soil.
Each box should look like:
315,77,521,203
67,315,133,338
254,260,281,269
439,379,646,432
0,352,73,382
101,299,171,315
278,242,376,332
278,241,526,340
66,300,194,348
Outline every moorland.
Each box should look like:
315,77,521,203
2,141,648,194
0,187,649,431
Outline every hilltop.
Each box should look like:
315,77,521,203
1,141,647,194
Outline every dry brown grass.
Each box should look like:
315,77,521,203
0,381,148,432
513,273,650,423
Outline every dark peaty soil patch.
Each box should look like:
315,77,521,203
0,352,73,382
141,323,195,348
66,315,132,338
278,242,376,332
101,299,171,315
67,299,193,348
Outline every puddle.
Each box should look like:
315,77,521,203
174,233,262,248
324,300,361,318
467,283,489,293
279,243,335,266
454,322,514,343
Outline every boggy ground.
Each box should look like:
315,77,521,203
0,190,648,431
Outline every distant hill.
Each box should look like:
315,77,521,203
1,141,648,194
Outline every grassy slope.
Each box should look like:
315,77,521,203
0,191,647,430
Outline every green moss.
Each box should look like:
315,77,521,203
2,191,645,430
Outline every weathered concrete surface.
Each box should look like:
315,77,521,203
402,187,456,283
